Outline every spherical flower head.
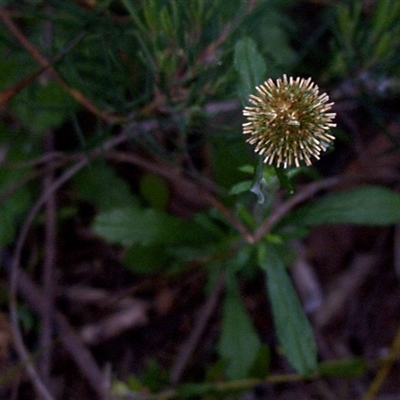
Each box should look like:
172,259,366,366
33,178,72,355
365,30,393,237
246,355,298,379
243,75,336,168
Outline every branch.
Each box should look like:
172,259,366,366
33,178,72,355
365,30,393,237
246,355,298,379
2,249,109,399
7,159,89,399
169,270,225,385
0,7,126,124
251,173,399,244
39,133,57,386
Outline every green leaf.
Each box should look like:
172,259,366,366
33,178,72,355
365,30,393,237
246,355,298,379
234,37,266,104
0,167,31,247
93,206,213,247
139,173,170,211
372,0,393,38
259,243,317,375
274,166,294,195
229,180,253,196
290,186,400,226
73,161,139,211
177,383,214,399
0,59,21,90
260,11,297,73
318,358,366,378
211,132,251,193
12,81,71,133
205,358,227,382
141,359,169,392
123,244,169,274
218,271,261,380
249,344,271,379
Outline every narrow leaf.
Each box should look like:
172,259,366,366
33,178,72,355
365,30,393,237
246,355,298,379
229,180,253,196
318,358,366,378
290,186,400,226
218,272,261,379
259,243,317,375
234,37,266,104
274,166,294,195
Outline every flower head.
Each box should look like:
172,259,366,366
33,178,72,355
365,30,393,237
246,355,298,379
243,75,336,168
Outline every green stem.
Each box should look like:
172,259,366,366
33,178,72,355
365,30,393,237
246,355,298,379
274,166,294,195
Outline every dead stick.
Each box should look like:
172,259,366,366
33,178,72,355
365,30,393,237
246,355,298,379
39,133,57,386
0,7,125,124
2,249,109,399
170,270,225,385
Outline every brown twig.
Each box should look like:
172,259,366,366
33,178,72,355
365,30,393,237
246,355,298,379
1,99,241,207
205,195,254,242
362,323,400,400
0,27,84,109
0,128,132,206
0,7,126,124
8,159,89,400
39,132,57,388
4,127,160,398
0,168,49,206
170,270,225,385
106,149,253,239
250,173,400,244
251,176,341,243
0,65,50,110
197,0,256,66
314,251,378,328
79,302,148,345
2,249,109,399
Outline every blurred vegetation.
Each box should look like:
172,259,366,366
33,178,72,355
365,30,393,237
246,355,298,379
1,0,400,399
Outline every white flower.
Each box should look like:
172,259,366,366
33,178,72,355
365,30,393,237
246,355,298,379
243,75,336,168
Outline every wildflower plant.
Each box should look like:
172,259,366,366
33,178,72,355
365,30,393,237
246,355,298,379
4,2,400,398
243,75,336,168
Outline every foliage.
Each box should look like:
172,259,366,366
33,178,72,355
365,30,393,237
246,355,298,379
287,186,400,226
259,242,317,375
1,0,400,398
218,270,262,380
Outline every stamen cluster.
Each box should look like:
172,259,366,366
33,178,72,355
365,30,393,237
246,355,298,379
243,75,336,168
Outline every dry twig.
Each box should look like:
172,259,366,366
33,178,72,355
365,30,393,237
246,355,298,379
0,7,126,124
170,270,225,385
39,133,57,388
